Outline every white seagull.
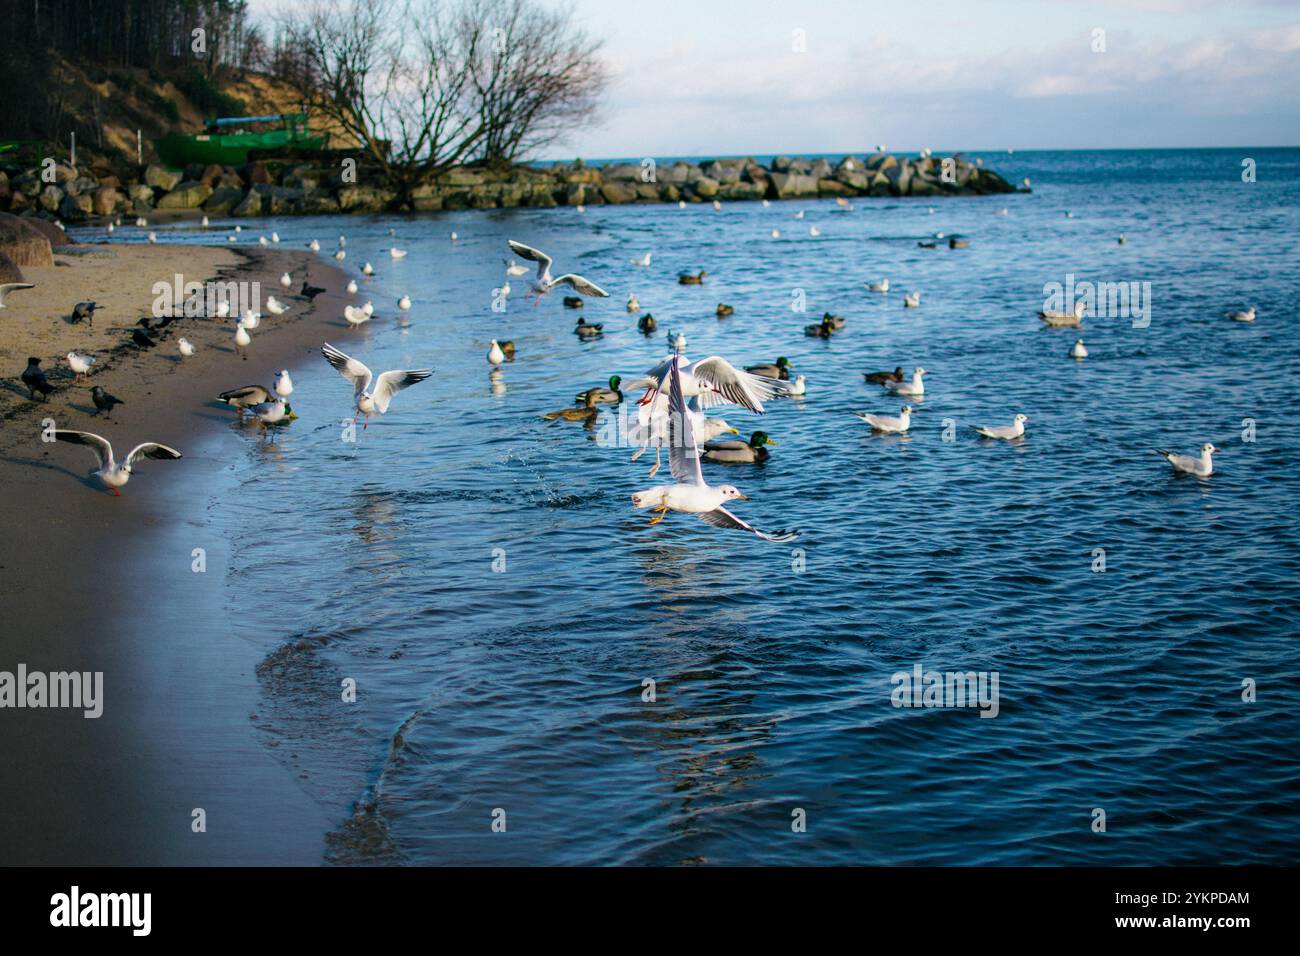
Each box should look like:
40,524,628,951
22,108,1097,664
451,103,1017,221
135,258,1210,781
234,324,252,358
1039,301,1085,326
506,240,610,301
346,279,358,295
630,356,798,542
398,295,411,311
0,281,36,308
250,398,296,442
1070,339,1088,359
390,248,407,259
1226,307,1255,323
309,239,321,252
178,337,196,358
487,340,506,365
321,343,433,428
505,259,528,277
1158,443,1218,477
867,279,890,293
855,405,911,433
362,261,374,276
974,414,1029,440
334,250,346,261
266,296,290,315
628,353,785,414
884,367,926,396
66,352,95,382
903,291,921,308
53,430,181,496
630,253,652,267
274,370,293,397
626,293,640,312
344,305,371,328
280,272,292,288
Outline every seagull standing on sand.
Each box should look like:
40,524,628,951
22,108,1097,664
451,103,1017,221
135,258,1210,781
280,272,292,289
178,337,196,358
344,305,370,328
274,370,293,398
630,356,798,542
321,343,433,429
52,430,181,495
266,296,289,315
855,405,911,433
506,240,610,302
66,352,95,382
973,414,1029,440
234,323,251,358
1158,443,1218,477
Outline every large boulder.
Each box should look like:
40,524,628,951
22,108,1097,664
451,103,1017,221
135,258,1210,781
232,189,263,217
202,186,244,214
92,187,126,216
336,184,392,213
815,178,853,196
599,182,638,204
768,171,819,198
16,215,73,248
0,212,55,266
144,164,183,192
601,163,642,182
59,192,93,220
156,181,213,209
693,176,720,198
718,181,766,201
0,250,24,283
39,184,63,212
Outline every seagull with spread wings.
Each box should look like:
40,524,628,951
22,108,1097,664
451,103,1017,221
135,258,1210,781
630,355,798,542
627,353,786,414
321,343,432,429
52,430,182,495
506,239,610,304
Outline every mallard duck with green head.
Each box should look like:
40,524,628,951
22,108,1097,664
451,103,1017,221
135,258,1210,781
574,375,623,404
745,356,792,380
703,430,777,463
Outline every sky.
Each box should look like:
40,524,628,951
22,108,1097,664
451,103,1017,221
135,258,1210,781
253,0,1300,157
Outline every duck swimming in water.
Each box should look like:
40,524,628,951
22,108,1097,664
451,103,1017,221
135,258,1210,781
677,270,707,285
574,317,603,338
863,367,905,386
716,303,734,317
638,313,657,334
703,431,777,464
575,375,623,405
745,356,792,380
544,391,599,423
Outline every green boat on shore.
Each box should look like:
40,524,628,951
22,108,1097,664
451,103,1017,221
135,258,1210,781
154,113,326,168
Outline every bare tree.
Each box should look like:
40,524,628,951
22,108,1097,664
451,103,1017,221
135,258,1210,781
281,0,606,206
464,0,607,167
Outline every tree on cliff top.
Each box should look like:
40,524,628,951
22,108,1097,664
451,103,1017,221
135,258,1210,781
280,0,606,205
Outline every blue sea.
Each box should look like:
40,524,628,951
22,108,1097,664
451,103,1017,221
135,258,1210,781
92,148,1300,864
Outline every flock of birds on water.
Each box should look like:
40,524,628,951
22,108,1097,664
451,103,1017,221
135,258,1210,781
11,199,1256,531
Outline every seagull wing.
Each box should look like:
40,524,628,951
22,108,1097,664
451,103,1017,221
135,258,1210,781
321,343,373,399
54,430,114,469
126,442,183,466
549,274,610,297
698,507,800,542
667,356,705,485
371,368,433,413
689,356,781,413
507,240,552,280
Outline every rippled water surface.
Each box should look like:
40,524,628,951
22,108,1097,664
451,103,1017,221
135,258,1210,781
101,149,1300,864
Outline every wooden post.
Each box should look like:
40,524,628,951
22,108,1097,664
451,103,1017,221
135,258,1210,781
137,130,142,166
70,131,76,167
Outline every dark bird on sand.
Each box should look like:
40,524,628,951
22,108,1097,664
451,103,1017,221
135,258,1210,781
21,357,54,400
70,301,99,327
131,329,156,349
91,385,125,417
301,280,326,299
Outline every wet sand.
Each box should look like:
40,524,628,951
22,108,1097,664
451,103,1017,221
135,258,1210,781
0,243,351,864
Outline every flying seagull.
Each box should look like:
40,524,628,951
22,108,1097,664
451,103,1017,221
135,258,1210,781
506,240,610,302
0,281,35,308
630,355,798,542
51,429,181,496
321,343,433,429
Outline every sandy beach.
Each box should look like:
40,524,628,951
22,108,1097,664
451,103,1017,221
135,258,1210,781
0,242,351,864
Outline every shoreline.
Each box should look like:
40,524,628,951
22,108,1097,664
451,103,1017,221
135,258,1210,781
0,243,354,864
